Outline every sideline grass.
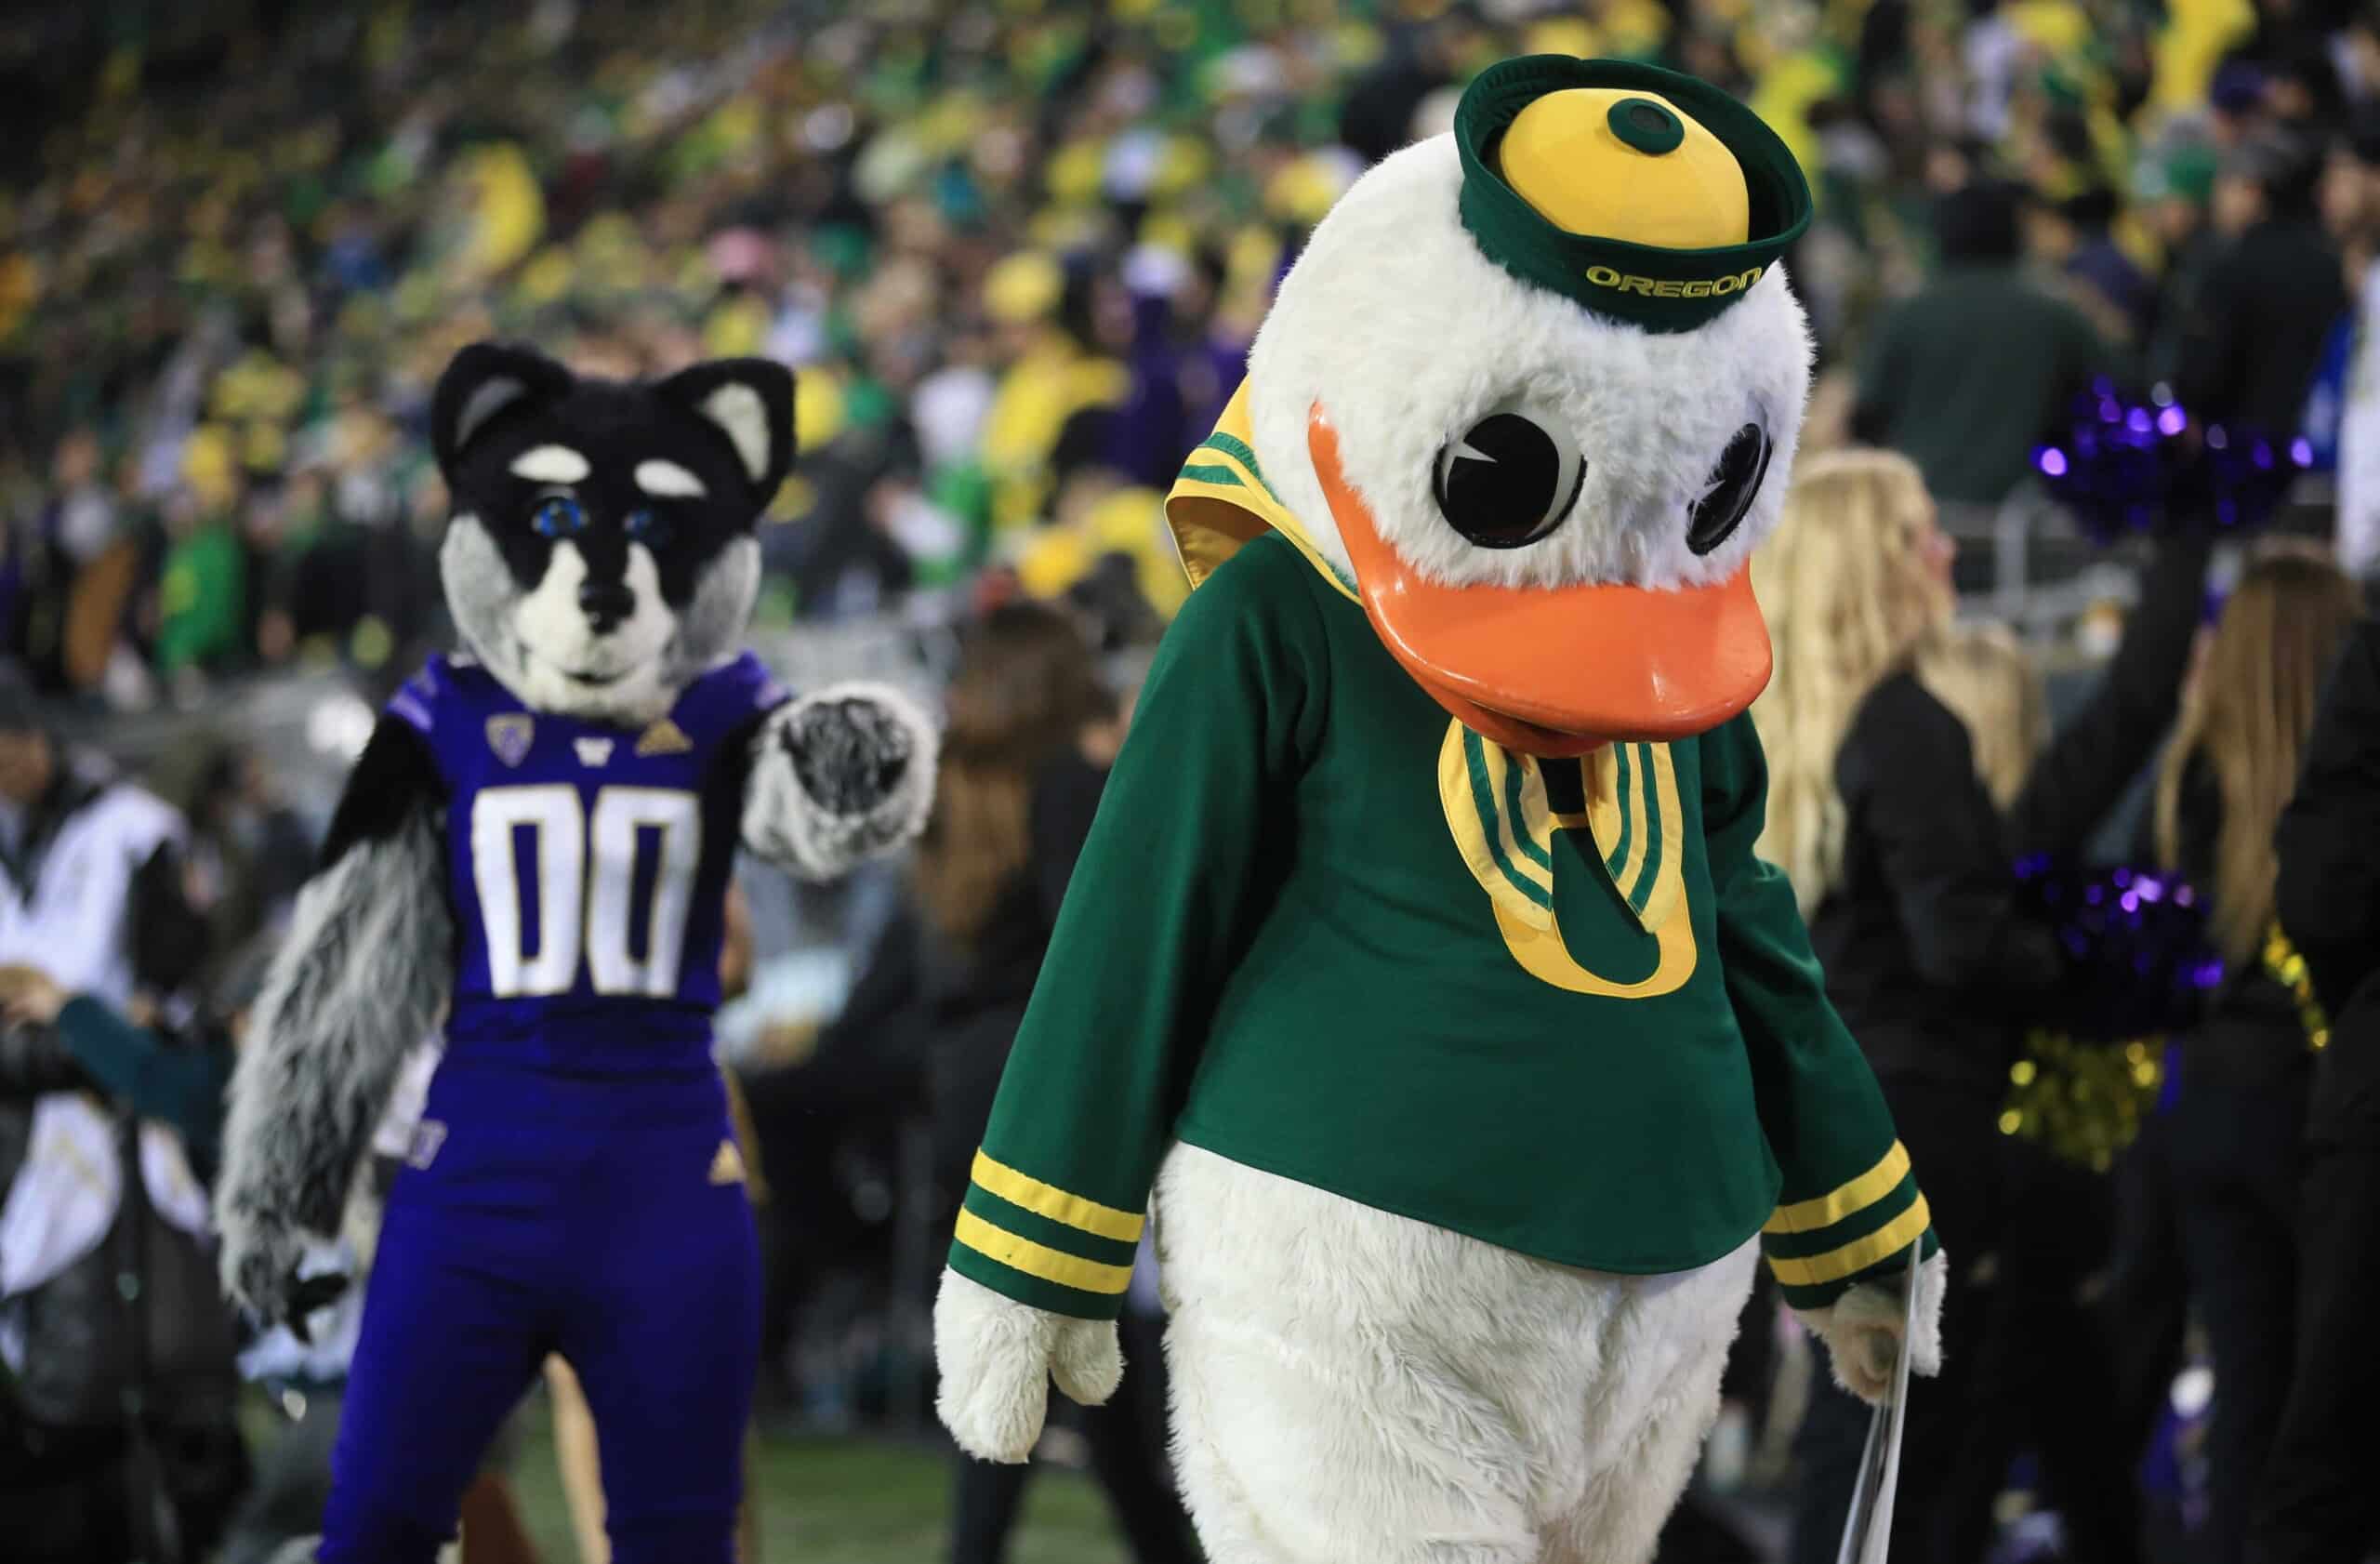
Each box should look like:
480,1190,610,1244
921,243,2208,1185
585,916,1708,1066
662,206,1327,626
505,1410,1134,1564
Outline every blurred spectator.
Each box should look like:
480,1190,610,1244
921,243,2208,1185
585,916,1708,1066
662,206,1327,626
1754,451,2209,1564
0,0,2328,676
1852,180,2113,517
0,656,236,1561
2320,107,2380,579
2262,38,2350,135
2174,127,2345,442
0,661,209,998
2155,550,2361,1564
153,479,249,685
2258,606,2380,1564
736,895,933,1422
0,948,243,1168
2025,185,2157,346
0,979,248,1563
1337,15,1473,165
183,742,313,959
907,602,1191,1564
2141,137,2225,389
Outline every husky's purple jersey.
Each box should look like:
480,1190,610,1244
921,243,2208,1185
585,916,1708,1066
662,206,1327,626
387,652,785,1076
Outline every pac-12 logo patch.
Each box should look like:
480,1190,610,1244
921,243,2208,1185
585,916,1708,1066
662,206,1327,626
708,1139,747,1186
486,714,535,767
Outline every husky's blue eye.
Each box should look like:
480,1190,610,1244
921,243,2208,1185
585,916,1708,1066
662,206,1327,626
532,496,587,538
625,508,671,547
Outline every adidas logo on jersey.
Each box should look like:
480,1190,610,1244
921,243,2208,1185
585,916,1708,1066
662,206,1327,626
637,719,693,757
575,737,615,767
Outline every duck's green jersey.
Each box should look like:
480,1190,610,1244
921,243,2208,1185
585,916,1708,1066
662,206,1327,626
948,533,1936,1319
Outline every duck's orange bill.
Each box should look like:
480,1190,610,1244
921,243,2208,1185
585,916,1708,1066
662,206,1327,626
1310,405,1773,760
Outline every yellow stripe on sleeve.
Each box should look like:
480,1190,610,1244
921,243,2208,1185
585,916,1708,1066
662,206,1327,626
1765,1196,1932,1288
953,1209,1135,1295
1763,1141,1913,1235
971,1150,1146,1242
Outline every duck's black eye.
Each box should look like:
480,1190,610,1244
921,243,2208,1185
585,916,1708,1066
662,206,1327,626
1687,424,1773,556
1432,409,1586,550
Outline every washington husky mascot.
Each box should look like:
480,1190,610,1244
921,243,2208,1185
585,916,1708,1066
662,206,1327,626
218,343,935,1564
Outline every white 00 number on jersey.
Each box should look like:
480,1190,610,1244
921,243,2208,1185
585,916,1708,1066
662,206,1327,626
469,785,702,998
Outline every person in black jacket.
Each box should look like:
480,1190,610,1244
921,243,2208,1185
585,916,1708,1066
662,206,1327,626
0,663,239,1564
1753,450,2211,1564
738,883,937,1419
2147,550,2362,1564
911,603,1193,1564
2175,128,2346,444
2252,610,2380,1564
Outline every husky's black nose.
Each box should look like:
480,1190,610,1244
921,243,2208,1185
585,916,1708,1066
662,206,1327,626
579,579,636,633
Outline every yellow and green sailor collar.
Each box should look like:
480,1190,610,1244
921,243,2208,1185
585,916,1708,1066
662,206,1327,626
1165,380,1357,601
1163,383,1685,940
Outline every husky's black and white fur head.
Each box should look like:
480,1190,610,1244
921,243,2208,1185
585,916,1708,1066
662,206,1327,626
430,342,795,726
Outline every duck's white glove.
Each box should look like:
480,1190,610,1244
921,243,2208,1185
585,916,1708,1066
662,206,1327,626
934,1267,1124,1463
1792,1249,1949,1405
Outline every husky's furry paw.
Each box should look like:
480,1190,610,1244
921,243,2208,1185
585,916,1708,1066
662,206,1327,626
782,694,915,813
220,1207,311,1322
934,1267,1121,1464
743,681,937,880
218,1206,350,1335
1793,1248,1947,1405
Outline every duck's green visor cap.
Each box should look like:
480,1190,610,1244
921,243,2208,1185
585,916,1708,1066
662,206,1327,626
1456,56,1814,334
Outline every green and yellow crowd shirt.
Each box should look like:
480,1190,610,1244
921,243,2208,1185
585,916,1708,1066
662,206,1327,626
947,524,1937,1320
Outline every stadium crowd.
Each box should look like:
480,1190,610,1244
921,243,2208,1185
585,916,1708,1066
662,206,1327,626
9,0,2380,1561
7,0,2379,708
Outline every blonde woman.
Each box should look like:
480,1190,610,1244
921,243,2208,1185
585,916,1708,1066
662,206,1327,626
1752,449,2211,1564
1911,623,2047,812
2151,551,2360,1564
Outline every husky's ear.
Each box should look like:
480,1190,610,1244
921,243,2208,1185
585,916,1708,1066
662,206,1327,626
653,358,796,504
430,342,576,483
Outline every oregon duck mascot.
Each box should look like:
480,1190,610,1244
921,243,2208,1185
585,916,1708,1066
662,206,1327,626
933,57,1947,1564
